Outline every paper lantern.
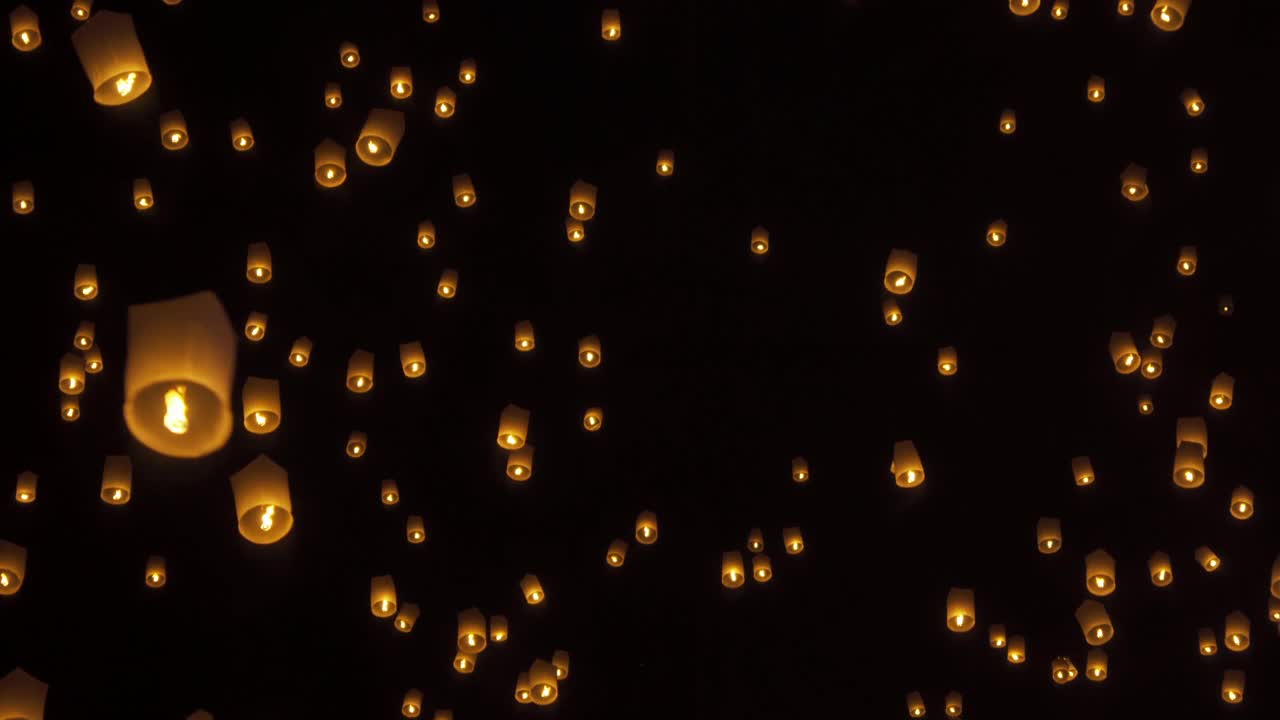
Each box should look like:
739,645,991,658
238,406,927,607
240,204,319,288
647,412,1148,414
1209,372,1233,409
14,472,35,504
937,346,958,376
1120,163,1149,201
569,180,598,220
382,479,400,505
1150,0,1190,31
1087,75,1105,102
101,455,131,504
986,219,1008,247
521,573,545,604
1190,147,1208,174
747,527,764,553
1181,89,1205,116
402,689,423,717
314,139,347,188
722,551,745,588
370,575,397,617
458,58,476,84
1199,627,1217,655
551,650,571,680
782,527,804,555
506,444,535,481
1071,456,1095,487
324,82,342,108
124,292,236,458
1007,635,1026,663
72,320,95,350
905,691,926,717
752,554,773,582
656,149,675,176
1036,517,1062,554
515,673,532,704
791,456,810,483
1139,347,1163,379
530,660,559,705
601,9,621,40
490,615,508,642
12,180,33,214
1272,555,1280,598
289,337,313,367
436,269,458,299
433,86,456,117
338,41,359,68
1195,546,1221,572
1109,332,1139,374
750,226,769,255
582,407,604,431
631,511,659,545
883,249,918,294
395,603,420,633
892,440,925,488
0,539,27,595
1175,416,1208,455
1051,0,1069,19
241,377,280,434
497,404,530,449
345,431,367,458
1269,597,1279,622
390,66,413,99
566,218,585,243
133,178,154,210
10,5,40,50
417,221,436,249
1051,656,1078,684
1229,486,1253,520
944,691,962,717
59,353,86,395
1173,442,1205,488
244,311,267,342
606,539,628,567
0,668,48,719
454,653,475,673
989,624,1007,648
1148,314,1176,349
457,608,487,653
159,110,189,150
1009,0,1040,16
1149,551,1173,587
1224,611,1250,650
578,335,602,368
399,341,427,378
246,242,271,283
1117,0,1134,16
71,11,152,104
1085,549,1116,596
946,587,975,632
84,346,103,375
406,515,426,544
229,117,254,151
347,350,374,392
1137,394,1153,415
1221,670,1245,704
356,109,405,166
998,109,1016,134
513,321,536,352
883,299,903,326
448,174,479,208
229,455,293,544
1176,246,1197,276
61,396,80,421
422,1,440,23
145,555,167,587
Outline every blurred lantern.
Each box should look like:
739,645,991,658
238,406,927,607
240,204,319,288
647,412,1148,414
241,377,280,434
636,511,658,544
453,652,476,673
1150,314,1176,348
782,527,804,555
1071,456,1095,487
1224,611,1250,650
944,691,962,717
530,659,559,705
289,337,313,367
1190,148,1208,174
434,86,456,117
905,691,925,717
370,575,397,617
986,219,1008,247
61,396,80,421
14,472,36,504
399,341,427,378
345,431,367,458
59,353,86,395
74,320,95,350
244,311,267,342
390,66,413,99
1272,555,1280,598
722,551,745,588
1199,627,1218,655
1228,486,1253,520
457,608,488,653
520,574,545,604
230,455,293,544
490,615,508,642
750,226,770,255
229,117,254,151
506,444,535,481
395,603,420,633
1117,0,1134,16
582,407,604,431
346,349,374,392
601,9,621,40
656,149,675,176
883,299,903,326
551,650,570,680
407,516,426,544
1137,394,1153,415
1269,597,1280,622
1139,347,1163,379
515,673,532,704
0,668,48,718
497,404,530,449
436,269,458,298
1176,246,1197,276
566,218,586,243
1036,517,1062,554
324,82,342,108
0,540,27,595
417,221,436,249
1221,670,1245,704
1051,656,1079,684
569,180,598,220
752,554,773,582
1120,163,1149,201
1085,549,1116,596
747,528,764,553
356,109,405,166
1009,0,1040,16
1176,416,1208,455
422,1,440,23
1087,75,1105,102
338,41,359,68
10,5,40,50
85,346,103,374
1149,551,1173,587
101,455,131,504
998,109,1016,134
946,587,976,632
989,624,1007,648
1051,0,1069,19
314,139,347,188
159,110,189,150
145,555,166,587
246,242,272,283
1195,546,1221,572
791,456,810,483
402,689,423,717
883,249,918,294
1007,635,1027,663
452,174,476,206
606,539,628,567
1181,89,1205,116
123,292,235,458
12,180,34,214
937,346,958,376
1208,372,1233,410
1109,332,1139,374
381,478,400,506
133,178,154,210
578,335,602,367
515,321,536,351
1172,442,1205,488
892,440,925,488
1150,0,1190,31
459,58,476,84
71,11,153,104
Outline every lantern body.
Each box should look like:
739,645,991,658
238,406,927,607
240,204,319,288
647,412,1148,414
422,0,439,22
12,180,34,214
1051,0,1069,20
347,349,374,392
1195,546,1221,572
60,353,86,395
636,511,658,544
1175,416,1207,455
497,404,530,449
1173,442,1205,488
14,472,36,504
1036,517,1062,554
102,455,132,504
381,478,400,505
1190,147,1208,174
883,249,918,294
747,527,764,553
1176,245,1197,276
530,660,559,705
133,178,154,210
1269,597,1280,623
1051,656,1079,684
515,673,532,704
86,346,104,374
490,615,508,642
1272,555,1280,598
986,219,1008,247
1117,0,1134,16
506,444,534,481
244,311,267,342
241,377,281,433
750,226,769,255
345,431,367,458
159,110,189,150
1137,394,1153,415
395,603,420,632
246,242,272,283
9,5,41,50
1007,635,1026,663
1109,332,1139,374
314,139,347,188
601,9,621,40
566,217,586,243
230,455,294,544
434,86,456,117
452,174,476,206
145,555,167,587
998,109,1016,134
1224,611,1250,650
1199,627,1217,655
1228,486,1253,520
946,587,975,632
1150,314,1176,348
407,515,426,544
457,608,488,653
1209,372,1233,409
656,149,675,176
569,180,598,220
937,346,958,376
402,689,423,717
1071,456,1095,487
338,41,359,68
1181,88,1205,116
324,82,342,108
582,407,604,431
892,440,925,488
606,539,628,567
882,298,903,326
458,58,476,84
1085,550,1116,596
905,691,926,717
370,575,397,617
1149,551,1173,587
944,691,962,717
521,573,545,604
453,653,475,673
0,540,28,595
437,268,458,298
417,220,436,249
289,337,313,367
62,396,80,421
390,66,413,99
551,650,570,680
514,320,536,351
123,292,236,458
791,456,809,483
229,117,254,151
0,668,49,719
71,11,152,104
400,341,427,378
578,335,602,367
1150,0,1190,31
722,551,745,588
1120,163,1149,201
1221,670,1245,704
989,624,1007,648
1009,0,1041,16
1086,75,1105,102
782,527,804,555
1139,346,1163,379
356,109,406,166
752,554,773,582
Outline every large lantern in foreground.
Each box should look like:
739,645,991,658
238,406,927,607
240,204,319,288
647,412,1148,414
71,11,152,105
0,667,47,718
356,109,405,166
601,9,621,40
230,454,293,544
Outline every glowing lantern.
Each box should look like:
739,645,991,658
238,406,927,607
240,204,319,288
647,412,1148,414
416,220,436,249
1085,549,1116,596
1086,650,1109,681
1269,597,1280,622
989,624,1007,648
61,396,80,421
14,472,35,504
892,440,925,488
1036,517,1062,554
0,668,48,719
656,149,675,176
782,527,804,555
59,353,86,395
356,109,405,167
790,456,810,483
1199,627,1217,655
1221,670,1245,704
1071,456,1095,487
1007,635,1026,663
406,515,426,544
133,178,154,210
515,673,532,704
68,2,91,24
1117,0,1134,16
101,456,131,504
551,650,571,679
289,337,312,367
395,603,420,632
629,511,658,545
937,346,958,376
246,242,272,283
314,139,347,188
453,652,476,674
1120,163,1149,201
457,608,488,652
1224,611,1250,650
722,551,745,588
1181,89,1205,116
159,110,189,150
1176,246,1197,276
944,691,962,717
123,292,235,458
883,249,918,294
530,660,559,705
514,321,536,352
145,555,166,587
946,587,975,632
0,540,27,595
1109,332,1139,374
747,527,764,553
229,117,254,151
400,342,427,378
752,554,773,582
241,377,280,434
1150,0,1190,31
345,431,367,458
72,321,95,350
85,346,103,374
10,5,40,50
433,86,456,117
521,574,545,604
1190,147,1208,174
1195,546,1221,572
402,689,423,717
1173,442,1205,488
905,691,926,717
1228,486,1253,520
459,58,476,84
1087,75,1105,102
324,82,342,108
244,311,267,342
71,11,152,104
12,180,34,214
229,455,293,544
1175,416,1207,455
883,299,903,326
1139,347,1163,379
338,41,359,68
1137,394,1154,415
1208,373,1233,409
390,66,413,99
998,109,1016,134
1051,0,1069,19
370,575,397,617
497,404,530,449
578,335,602,368
452,174,475,206
347,350,374,393
490,615,508,642
750,226,770,255
606,539,628,567
436,269,458,299
986,219,1008,247
566,218,586,243
507,444,535,481
1149,315,1175,348
602,9,621,40
422,1,440,23
582,407,604,431
569,180,598,220
382,479,400,505
1149,552,1173,587
1051,656,1078,684
1272,555,1280,598
1009,0,1040,16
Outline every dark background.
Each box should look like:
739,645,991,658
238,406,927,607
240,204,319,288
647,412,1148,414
3,0,1279,717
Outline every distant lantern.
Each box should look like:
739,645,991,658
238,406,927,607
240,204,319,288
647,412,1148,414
395,603,420,633
1139,347,1163,379
289,337,313,368
12,180,34,214
229,117,254,151
1071,456,1095,487
400,341,427,378
59,353,86,395
601,9,621,40
1009,0,1040,16
1272,555,1280,598
61,396,80,421
324,82,342,108
1037,517,1062,554
937,346,958,376
452,174,476,206
370,575,397,617
944,691,963,717
578,335,602,367
86,346,103,374
145,555,166,588
998,109,1016,134
722,551,745,588
314,139,347,188
346,350,374,392
338,41,359,68
1198,627,1217,656
422,0,440,23
71,11,153,104
417,221,436,249
1175,416,1208,455
123,292,236,458
1195,546,1221,572
1149,551,1173,587
1117,0,1134,16
1150,0,1190,31
159,110,189,150
345,431,367,458
883,249,918,294
497,404,530,449
0,539,27,595
551,650,571,680
490,615,508,642
892,440,925,488
566,218,586,243
752,554,773,582
656,149,675,176
747,527,764,553
750,226,770,255
635,511,658,544
458,58,477,84
905,691,926,717
1120,163,1149,201
436,269,458,299
1176,246,1197,276
1051,656,1079,684
1181,89,1205,116
101,456,131,504
457,608,488,653
791,456,810,483
241,377,281,434
782,527,805,555
1137,394,1154,415
582,407,604,432
569,180,598,220
246,242,272,283
10,5,41,50
1172,442,1205,488
14,472,36,504
133,178,154,210
989,624,1007,648
244,311,267,342
73,320,95,350
402,689,423,717
1221,670,1245,705
1149,315,1176,348
985,219,1007,247
390,66,413,99
515,673,532,704
1190,148,1208,174
606,539,628,567
506,444,535,481
1224,611,1250,650
1007,635,1026,663
1269,597,1280,622
433,86,456,117
1051,0,1069,19
1208,372,1233,409
946,587,976,632
229,455,293,544
381,478,400,505
520,573,545,604
883,299,903,326
1228,486,1253,520
514,321,536,351
1109,332,1139,374
356,109,406,167
1085,550,1117,596
1087,75,1105,102
530,659,559,705
406,515,426,544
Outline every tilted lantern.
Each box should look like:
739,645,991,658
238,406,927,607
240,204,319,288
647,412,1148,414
434,86,456,117
133,178,154,210
998,109,1016,134
530,660,558,705
551,650,570,680
791,456,810,483
390,66,413,99
578,335,602,367
1176,245,1197,276
946,587,976,632
145,555,167,587
324,82,342,109
400,341,427,378
85,346,103,374
1224,611,1250,650
569,180,598,220
1176,416,1207,455
497,404,530,449
1137,394,1154,415
989,624,1007,648
747,528,764,553
892,440,925,488
1221,670,1245,704
750,226,769,255
12,180,34,214
506,444,534,481
1190,148,1208,174
636,511,658,544
782,527,804,555
515,321,535,351
74,320,96,350
1117,0,1135,16
944,691,962,717
656,149,675,176
244,311,267,342
159,110,189,150
457,608,487,653
1139,347,1163,379
338,41,359,68
601,9,621,40
436,269,458,298
402,689,423,717
1007,635,1026,663
1149,551,1173,587
566,218,585,243
102,456,132,504
1109,332,1139,374
61,396,80,421
1173,442,1205,488
1150,315,1175,348
1009,0,1040,16
1085,549,1116,596
1036,517,1062,554
752,554,773,582
606,539,628,567
490,615,508,642
60,353,86,395
230,455,293,544
417,221,436,249
1181,88,1205,116
459,58,476,84
1198,627,1217,656
370,575,397,617
229,117,254,151
246,242,272,283
721,551,745,588
937,346,958,376
1195,546,1221,572
395,603,420,633
347,350,374,392
0,540,27,595
381,478,400,505
314,139,347,188
14,472,35,504
1208,372,1233,409
1150,0,1190,31
1228,486,1253,520
1120,163,1149,201
422,1,439,23
345,431,367,458
9,5,41,50
520,573,545,604
1071,456,1095,487
986,219,1008,247
883,299,903,326
1051,657,1079,684
905,691,926,717
406,515,426,544
241,377,281,433
71,11,153,104
583,407,604,431
289,337,313,367
356,109,405,166
453,174,476,206
883,249,917,294
1087,75,1105,102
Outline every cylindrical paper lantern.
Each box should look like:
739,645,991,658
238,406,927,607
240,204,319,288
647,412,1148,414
1150,0,1190,31
314,139,347,188
452,174,476,206
402,689,423,717
395,603,420,632
453,653,475,674
883,298,903,326
1181,88,1205,116
338,41,359,68
1173,442,1205,488
457,608,487,653
521,573,545,604
782,527,804,555
497,404,530,449
1190,148,1208,174
459,58,476,84
1195,546,1221,572
1176,245,1197,276
1085,550,1116,596
514,321,535,351
1109,332,1139,374
999,109,1016,134
1007,635,1026,663
345,431,367,458
229,454,293,544
944,691,962,717
530,659,559,705
989,624,1007,648
74,320,96,350
246,242,271,283
582,407,603,431
892,440,925,488
791,456,810,483
71,11,152,104
656,149,675,176
145,555,166,587
101,455,131,504
721,551,745,588
515,673,532,704
1150,315,1176,348
1051,656,1078,684
60,353,86,395
370,575,397,617
133,178,154,210
422,1,440,23
946,587,975,632
241,377,280,433
1120,163,1149,201
1224,611,1250,650
159,110,189,150
1037,517,1062,554
381,479,400,505
601,9,621,40
752,554,773,582
1140,347,1163,379
506,444,534,481
551,650,570,680
1221,670,1245,704
565,217,585,243
905,691,925,717
244,311,267,342
1087,75,1105,102
1209,373,1233,409
986,219,1008,247
390,66,413,99
1117,0,1135,16
229,117,254,151
324,82,342,109
347,349,374,392
61,396,80,421
1175,416,1207,456
14,472,35,504
635,511,658,544
884,249,918,294
750,226,769,255
0,540,27,595
747,527,764,553
406,515,426,544
289,337,312,368
606,539,628,567
10,5,41,50
490,615,508,642
1199,627,1217,655
1051,0,1069,19
1137,394,1154,415
85,346,103,374
569,180,598,220
12,180,34,214
436,268,458,298
1009,0,1041,16
578,335,602,367
400,341,426,378
1149,551,1173,587
417,220,436,249
1071,456,1095,487
937,346,958,376
434,86,456,117
1228,486,1253,520
356,109,405,166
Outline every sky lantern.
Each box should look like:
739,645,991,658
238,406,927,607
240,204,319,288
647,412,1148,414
241,377,281,434
356,109,405,166
635,511,658,544
986,219,1008,247
101,455,131,504
601,9,621,40
1181,89,1205,116
578,335,602,367
145,555,167,588
394,604,419,633
515,673,532,704
459,58,476,84
74,320,95,350
1173,442,1205,488
434,86,456,117
62,397,80,421
1198,627,1217,656
314,139,347,188
159,110,189,150
530,659,559,705
123,292,235,458
1036,517,1062,554
791,456,810,483
1071,456,1095,487
722,551,745,588
490,615,508,642
497,404,530,449
370,575,397,617
1190,148,1208,174
437,269,458,298
566,218,586,243
1051,657,1079,684
883,249,917,294
998,109,1016,134
390,66,413,99
229,455,293,544
606,539,628,567
1108,332,1139,374
1150,314,1175,348
1148,552,1173,587
521,573,545,604
406,516,426,544
347,350,374,392
345,431,367,458
1271,555,1279,598
1224,611,1250,650
244,311,267,342
59,353,86,395
1117,0,1135,16
229,117,254,151
551,650,571,680
399,342,427,378
1194,546,1221,572
1120,163,1149,201
68,0,90,21
944,691,962,717
1049,0,1069,18
1221,670,1245,704
0,668,48,718
133,178,154,210
1269,597,1280,623
1137,394,1153,415
9,5,41,50
747,528,764,553
946,587,975,632
782,527,804,555
1228,486,1253,520
289,337,313,367
417,221,436,249
0,540,27,595
506,444,534,481
325,82,342,108
1085,550,1116,596
1087,75,1105,102
515,321,536,351
1176,245,1197,276
937,346,958,376
422,1,439,23
989,624,1007,649
569,180,598,220
246,242,272,283
402,689,423,717
750,226,769,255
1009,0,1040,15
457,608,488,653
892,440,924,488
452,174,476,206
583,407,604,431
381,478,400,506
752,554,773,582
1007,635,1026,663
71,11,153,104
1139,347,1163,379
1150,0,1190,31
14,472,36,504
85,346,103,374
12,180,34,214
1208,372,1233,409
1175,416,1207,455
656,149,675,176
338,41,359,67
905,691,925,717
882,298,903,326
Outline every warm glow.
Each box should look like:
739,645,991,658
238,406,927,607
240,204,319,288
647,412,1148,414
112,489,123,501
164,387,189,435
115,72,138,97
367,140,379,154
259,505,275,531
